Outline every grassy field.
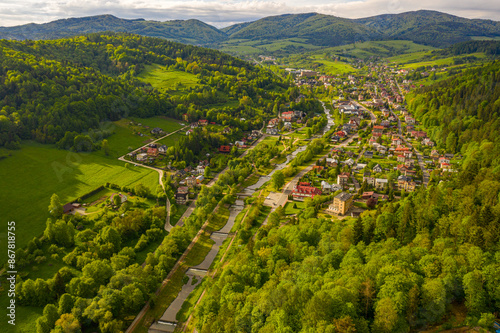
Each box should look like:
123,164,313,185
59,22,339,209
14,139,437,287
0,142,159,263
308,55,358,74
284,201,306,215
95,117,183,159
137,65,200,93
320,40,435,59
157,132,186,147
387,51,487,69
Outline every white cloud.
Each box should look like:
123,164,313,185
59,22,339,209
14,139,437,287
0,0,498,28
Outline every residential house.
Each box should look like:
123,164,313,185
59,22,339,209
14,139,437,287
326,158,338,167
321,181,341,194
337,172,350,186
292,182,322,201
373,164,383,173
158,145,168,154
398,175,416,192
364,151,374,159
186,176,197,188
363,176,376,187
196,175,205,184
439,157,450,165
405,159,414,168
198,119,208,126
397,155,405,163
235,141,246,148
281,111,294,121
345,158,355,167
175,187,189,205
411,130,427,139
373,125,384,137
328,192,354,215
219,145,231,153
375,178,388,190
361,191,374,200
196,165,206,175
267,127,279,135
136,153,147,161
283,122,292,131
147,148,159,157
422,138,435,146
150,127,163,135
431,150,440,159
405,116,415,124
222,127,232,134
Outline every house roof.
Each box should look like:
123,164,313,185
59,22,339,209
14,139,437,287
335,192,353,202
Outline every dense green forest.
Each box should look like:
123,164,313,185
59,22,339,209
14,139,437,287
432,41,500,57
0,33,294,148
406,61,500,161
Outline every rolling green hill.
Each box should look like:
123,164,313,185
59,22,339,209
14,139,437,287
224,13,379,46
2,10,499,55
355,10,500,47
0,14,227,45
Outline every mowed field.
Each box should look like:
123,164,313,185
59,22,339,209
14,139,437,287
321,40,435,59
0,116,183,262
0,142,160,262
137,64,200,92
94,116,184,158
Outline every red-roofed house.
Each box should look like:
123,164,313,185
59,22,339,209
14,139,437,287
198,119,208,126
147,148,159,157
292,182,322,201
219,145,231,153
281,111,294,121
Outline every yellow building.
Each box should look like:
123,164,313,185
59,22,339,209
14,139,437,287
329,192,354,215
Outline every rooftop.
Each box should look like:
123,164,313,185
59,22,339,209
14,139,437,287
335,192,353,202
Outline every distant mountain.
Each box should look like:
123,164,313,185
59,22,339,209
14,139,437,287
0,14,228,45
223,13,379,46
355,10,500,47
1,11,499,51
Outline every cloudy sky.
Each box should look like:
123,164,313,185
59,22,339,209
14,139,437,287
1,0,499,28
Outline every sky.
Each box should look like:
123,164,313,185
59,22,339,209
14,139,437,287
0,0,499,28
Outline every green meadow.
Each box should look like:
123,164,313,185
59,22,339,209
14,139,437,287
0,141,159,264
308,55,358,74
137,64,200,92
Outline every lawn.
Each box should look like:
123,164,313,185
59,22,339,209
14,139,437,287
284,201,306,215
309,56,357,74
93,116,184,159
137,64,200,93
0,142,159,264
321,40,435,59
170,204,189,226
157,132,186,147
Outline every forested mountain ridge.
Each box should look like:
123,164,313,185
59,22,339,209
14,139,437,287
406,60,500,164
1,10,499,50
0,15,228,45
355,10,500,47
0,33,291,148
222,13,380,46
